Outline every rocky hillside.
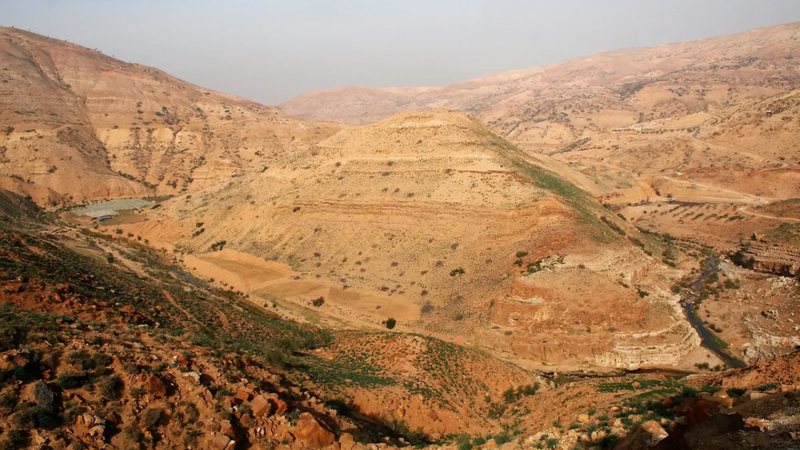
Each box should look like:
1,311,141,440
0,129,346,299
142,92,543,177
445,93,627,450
282,22,800,131
282,23,800,203
733,225,800,278
0,27,337,207
3,190,799,449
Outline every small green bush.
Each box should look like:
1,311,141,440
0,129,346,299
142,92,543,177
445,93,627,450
58,372,88,389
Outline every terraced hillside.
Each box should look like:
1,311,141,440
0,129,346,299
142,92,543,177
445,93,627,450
114,110,700,371
0,27,336,207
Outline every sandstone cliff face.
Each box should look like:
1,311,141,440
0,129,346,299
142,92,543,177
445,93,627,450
0,27,337,207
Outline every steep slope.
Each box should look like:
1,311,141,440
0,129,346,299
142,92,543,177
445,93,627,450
118,110,699,370
0,27,337,207
282,22,800,204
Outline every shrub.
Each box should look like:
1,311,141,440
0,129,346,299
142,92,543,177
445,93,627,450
67,351,112,370
384,318,397,329
124,424,147,445
756,382,780,392
449,267,465,277
176,402,199,425
723,278,740,289
0,391,18,413
58,372,88,389
494,432,511,445
601,216,626,236
99,375,124,399
130,386,146,399
0,428,29,450
311,297,325,307
142,407,166,430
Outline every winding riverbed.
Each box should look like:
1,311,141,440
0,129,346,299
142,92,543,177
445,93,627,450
681,254,745,368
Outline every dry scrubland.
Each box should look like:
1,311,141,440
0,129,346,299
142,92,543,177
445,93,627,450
120,110,698,371
0,21,799,449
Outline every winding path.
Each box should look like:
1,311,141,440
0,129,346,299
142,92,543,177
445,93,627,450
737,206,800,223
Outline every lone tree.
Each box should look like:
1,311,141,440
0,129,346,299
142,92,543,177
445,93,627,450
384,318,396,329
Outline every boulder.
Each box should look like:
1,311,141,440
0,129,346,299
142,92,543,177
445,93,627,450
204,431,235,450
710,389,733,408
292,412,335,448
269,394,288,416
339,432,357,450
614,420,668,450
746,391,769,401
235,388,252,402
181,371,201,384
251,395,273,418
220,419,235,437
33,381,57,412
75,413,107,443
240,413,255,428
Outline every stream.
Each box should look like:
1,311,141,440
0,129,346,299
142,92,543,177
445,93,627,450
681,254,746,369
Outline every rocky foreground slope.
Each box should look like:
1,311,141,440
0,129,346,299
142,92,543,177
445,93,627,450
0,190,544,448
1,191,799,449
0,27,336,207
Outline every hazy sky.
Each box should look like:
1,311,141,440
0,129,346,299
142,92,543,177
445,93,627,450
3,0,800,103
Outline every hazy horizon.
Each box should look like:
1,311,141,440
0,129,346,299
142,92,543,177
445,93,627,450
3,0,800,104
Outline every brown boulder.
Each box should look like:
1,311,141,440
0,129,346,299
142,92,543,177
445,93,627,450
682,398,721,426
235,388,252,402
204,431,236,450
292,412,335,449
220,419,235,437
240,414,255,428
270,395,288,416
251,395,273,418
614,420,668,450
339,432,357,450
75,413,107,444
710,390,734,408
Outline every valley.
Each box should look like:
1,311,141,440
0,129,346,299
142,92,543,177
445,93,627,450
1,19,799,450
